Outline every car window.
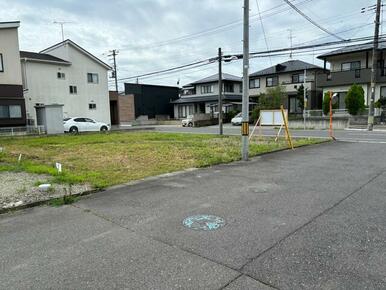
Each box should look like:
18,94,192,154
84,118,95,123
74,118,85,122
63,118,71,121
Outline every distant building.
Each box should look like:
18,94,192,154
109,91,135,125
317,42,386,109
249,60,325,114
124,83,179,119
0,21,26,127
172,73,243,119
21,39,112,125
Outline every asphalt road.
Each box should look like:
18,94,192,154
154,124,386,144
1,141,386,289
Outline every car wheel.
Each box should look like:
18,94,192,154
100,126,108,132
188,122,193,127
69,126,78,134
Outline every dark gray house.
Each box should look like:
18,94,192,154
249,60,325,113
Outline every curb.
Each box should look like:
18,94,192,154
0,139,331,215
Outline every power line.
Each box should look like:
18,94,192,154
283,0,346,41
255,0,272,65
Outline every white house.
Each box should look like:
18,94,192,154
0,21,26,127
20,39,111,125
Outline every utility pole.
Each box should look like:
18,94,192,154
241,0,250,161
303,69,307,130
218,47,223,135
368,0,382,131
108,50,119,92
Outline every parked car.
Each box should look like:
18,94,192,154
231,112,253,125
181,115,194,127
63,117,110,133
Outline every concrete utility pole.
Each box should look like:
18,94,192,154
218,47,223,135
109,50,119,92
303,69,307,130
241,0,250,161
368,0,382,131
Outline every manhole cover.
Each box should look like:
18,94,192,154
183,215,225,231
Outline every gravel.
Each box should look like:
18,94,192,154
0,172,91,209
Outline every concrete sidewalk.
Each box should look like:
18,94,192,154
1,141,386,289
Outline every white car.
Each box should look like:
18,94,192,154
231,113,242,126
63,117,110,133
181,115,194,127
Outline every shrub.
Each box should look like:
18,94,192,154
323,92,338,116
251,86,286,122
345,84,365,115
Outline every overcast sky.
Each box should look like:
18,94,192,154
0,0,380,90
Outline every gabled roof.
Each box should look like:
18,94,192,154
171,94,242,104
20,51,71,65
0,21,20,29
40,39,111,70
187,73,242,86
250,60,323,77
317,40,386,59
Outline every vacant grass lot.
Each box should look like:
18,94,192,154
0,132,324,189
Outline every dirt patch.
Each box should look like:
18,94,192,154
0,172,91,209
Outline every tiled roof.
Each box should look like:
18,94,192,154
250,60,323,77
317,40,386,59
20,51,70,64
171,94,242,104
188,73,242,85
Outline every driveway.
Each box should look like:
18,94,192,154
1,141,385,289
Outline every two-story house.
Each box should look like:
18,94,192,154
172,73,242,119
0,21,26,127
249,60,325,114
21,39,112,125
317,42,386,109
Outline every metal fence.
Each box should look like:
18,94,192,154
0,126,46,137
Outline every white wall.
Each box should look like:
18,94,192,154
22,44,111,125
0,27,22,85
327,52,368,72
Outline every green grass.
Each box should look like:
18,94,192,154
0,132,325,189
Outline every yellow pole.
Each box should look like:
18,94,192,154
281,105,294,150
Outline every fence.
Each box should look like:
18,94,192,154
305,108,381,118
0,126,46,137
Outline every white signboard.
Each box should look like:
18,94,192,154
260,110,287,126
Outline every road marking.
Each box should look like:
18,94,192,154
338,139,386,144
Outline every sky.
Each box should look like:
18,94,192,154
0,0,380,91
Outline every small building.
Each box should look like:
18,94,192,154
109,91,135,125
317,42,386,109
124,83,179,119
0,21,26,127
172,73,243,119
249,60,325,114
21,39,112,126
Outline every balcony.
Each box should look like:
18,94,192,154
316,68,386,87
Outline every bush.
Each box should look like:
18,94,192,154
251,86,285,122
345,84,365,115
323,92,338,116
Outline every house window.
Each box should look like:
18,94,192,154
266,76,278,87
292,74,304,83
89,103,97,110
87,73,99,84
355,69,361,78
69,86,77,94
341,61,361,71
57,72,65,79
380,86,386,99
223,83,234,93
201,85,213,94
0,105,22,119
289,97,301,113
249,78,260,89
0,53,3,72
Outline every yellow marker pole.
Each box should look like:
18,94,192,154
281,105,294,150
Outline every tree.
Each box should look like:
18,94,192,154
297,85,305,111
323,92,338,116
251,86,286,121
345,84,365,115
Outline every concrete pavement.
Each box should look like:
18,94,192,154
154,124,386,144
1,141,386,289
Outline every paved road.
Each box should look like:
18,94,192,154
1,141,386,289
154,124,386,144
